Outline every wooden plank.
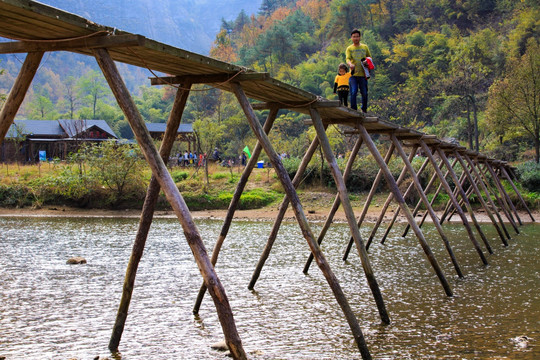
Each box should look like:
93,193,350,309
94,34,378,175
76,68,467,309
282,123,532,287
0,34,145,53
150,72,270,85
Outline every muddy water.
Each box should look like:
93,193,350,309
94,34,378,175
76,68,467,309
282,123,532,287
0,216,538,359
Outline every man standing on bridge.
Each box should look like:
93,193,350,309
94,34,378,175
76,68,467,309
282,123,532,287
346,29,371,113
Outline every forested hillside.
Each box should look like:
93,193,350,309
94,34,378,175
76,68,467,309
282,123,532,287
0,0,538,165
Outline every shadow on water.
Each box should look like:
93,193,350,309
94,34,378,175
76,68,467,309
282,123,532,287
0,216,538,359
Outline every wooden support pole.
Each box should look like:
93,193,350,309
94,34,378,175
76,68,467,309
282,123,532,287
402,158,457,238
463,153,512,242
310,108,390,325
391,136,463,277
93,48,246,360
249,133,320,290
454,151,508,246
420,143,489,265
440,169,467,225
437,149,493,255
358,126,453,297
109,83,192,352
303,136,363,274
0,52,44,142
193,107,279,314
499,166,536,222
365,144,420,250
476,159,519,234
342,143,395,261
484,161,522,226
231,82,374,359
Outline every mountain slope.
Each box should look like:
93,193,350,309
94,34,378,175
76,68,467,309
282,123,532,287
37,0,263,54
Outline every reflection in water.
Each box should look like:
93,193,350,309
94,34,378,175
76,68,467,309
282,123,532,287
0,216,538,359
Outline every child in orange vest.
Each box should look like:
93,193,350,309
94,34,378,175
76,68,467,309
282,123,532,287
333,63,352,107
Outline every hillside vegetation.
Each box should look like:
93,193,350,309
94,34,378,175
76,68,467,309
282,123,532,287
1,0,539,206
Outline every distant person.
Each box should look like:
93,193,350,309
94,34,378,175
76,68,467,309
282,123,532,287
346,28,371,113
333,63,352,107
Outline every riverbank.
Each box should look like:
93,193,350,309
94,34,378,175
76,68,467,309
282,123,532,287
0,201,537,224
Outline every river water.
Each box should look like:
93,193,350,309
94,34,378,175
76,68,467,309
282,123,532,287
0,216,538,359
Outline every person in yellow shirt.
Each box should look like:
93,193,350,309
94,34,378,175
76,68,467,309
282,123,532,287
333,63,352,107
346,28,371,113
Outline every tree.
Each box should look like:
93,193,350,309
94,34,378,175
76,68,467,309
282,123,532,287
78,70,107,119
486,40,540,162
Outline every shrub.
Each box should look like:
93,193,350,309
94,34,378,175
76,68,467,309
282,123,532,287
516,161,540,192
171,170,189,182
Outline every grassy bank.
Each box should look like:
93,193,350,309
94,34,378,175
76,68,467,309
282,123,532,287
0,157,538,213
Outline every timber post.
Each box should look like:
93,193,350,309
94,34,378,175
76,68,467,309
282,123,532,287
303,136,363,273
499,165,536,222
342,143,395,260
0,52,44,141
419,142,488,265
437,148,493,255
193,106,279,314
391,135,463,278
231,82,373,359
310,108,390,325
358,126,453,297
453,150,508,246
109,82,192,352
93,48,247,360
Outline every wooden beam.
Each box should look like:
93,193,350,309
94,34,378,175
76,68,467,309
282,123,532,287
0,34,145,53
391,135,463,278
251,100,341,110
193,106,279,315
420,142,489,265
109,81,192,352
303,135,363,273
0,51,43,142
231,82,374,360
358,126,453,297
150,72,270,85
311,107,390,325
93,47,247,360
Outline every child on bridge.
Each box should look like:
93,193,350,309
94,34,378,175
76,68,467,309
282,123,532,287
333,63,351,107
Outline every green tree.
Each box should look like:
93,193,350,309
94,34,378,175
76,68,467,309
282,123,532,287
86,141,146,207
78,70,107,119
486,40,540,162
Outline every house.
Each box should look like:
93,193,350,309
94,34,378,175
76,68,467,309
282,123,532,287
1,119,117,163
1,119,196,163
145,122,196,152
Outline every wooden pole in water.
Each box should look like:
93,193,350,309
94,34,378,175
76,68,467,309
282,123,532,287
475,158,519,234
0,52,44,141
484,161,522,226
94,48,246,360
109,82,192,352
193,106,279,314
249,124,320,290
366,145,427,250
359,126,453,297
310,108,390,324
437,148,493,255
342,143,395,261
232,82,374,359
402,158,457,238
303,136,363,273
391,136,463,278
419,141,488,265
499,165,536,222
440,169,468,225
454,151,508,246
365,144,419,250
463,153,512,241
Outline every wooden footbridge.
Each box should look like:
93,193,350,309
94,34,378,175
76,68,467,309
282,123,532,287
0,1,535,359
